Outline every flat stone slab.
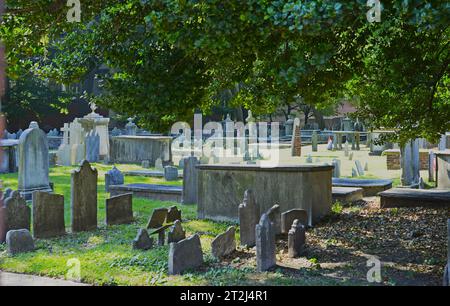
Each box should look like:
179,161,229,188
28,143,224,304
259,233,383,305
379,188,450,208
332,187,364,203
332,178,393,196
109,184,182,203
123,170,183,178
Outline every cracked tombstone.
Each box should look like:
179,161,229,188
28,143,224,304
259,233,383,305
256,213,276,272
166,206,182,223
106,193,133,226
266,204,281,235
105,166,124,192
0,190,31,243
168,234,204,275
288,219,306,258
281,209,308,233
6,229,35,255
211,226,236,259
238,189,260,247
32,191,65,239
132,229,154,251
167,220,186,244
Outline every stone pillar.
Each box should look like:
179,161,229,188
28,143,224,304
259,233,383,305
182,156,199,205
256,213,276,272
400,139,420,187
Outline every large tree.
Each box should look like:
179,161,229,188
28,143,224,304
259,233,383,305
1,1,449,140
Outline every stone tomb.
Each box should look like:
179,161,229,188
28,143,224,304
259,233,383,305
109,184,182,203
32,191,65,238
332,178,393,196
332,187,364,203
106,193,133,226
0,191,31,242
71,160,98,232
379,188,450,209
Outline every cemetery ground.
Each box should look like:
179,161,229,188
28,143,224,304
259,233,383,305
0,159,448,286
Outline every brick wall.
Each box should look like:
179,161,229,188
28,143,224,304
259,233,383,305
384,150,429,170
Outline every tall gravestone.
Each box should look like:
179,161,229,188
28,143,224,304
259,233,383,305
85,130,100,163
32,191,65,238
18,122,52,200
311,131,318,152
0,191,31,243
238,189,260,247
71,160,98,232
105,166,124,192
256,213,276,272
182,156,199,205
401,139,420,187
291,118,302,157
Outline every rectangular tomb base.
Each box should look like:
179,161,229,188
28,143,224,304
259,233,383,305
109,184,182,203
379,188,450,208
332,187,364,203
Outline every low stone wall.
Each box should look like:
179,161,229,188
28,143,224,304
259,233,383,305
197,164,333,225
383,149,429,170
109,136,172,165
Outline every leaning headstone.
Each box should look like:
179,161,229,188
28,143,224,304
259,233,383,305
332,159,341,178
85,131,100,163
182,156,199,205
32,191,65,238
238,190,260,247
141,160,150,169
18,121,52,200
167,220,186,244
352,167,358,177
256,213,276,272
1,191,31,242
355,160,365,176
71,160,98,232
166,206,182,223
106,193,133,226
105,166,124,192
146,208,168,229
288,219,306,258
6,229,34,255
211,226,236,259
281,209,308,233
401,139,420,187
168,234,204,275
311,131,318,152
266,204,281,235
132,229,154,250
155,158,164,171
164,166,178,181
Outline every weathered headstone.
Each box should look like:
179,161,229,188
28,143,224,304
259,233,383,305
238,189,260,247
167,220,186,244
146,208,168,229
85,130,100,162
311,131,318,152
305,154,313,163
428,150,435,182
364,161,369,172
352,167,358,177
355,160,365,176
155,158,164,171
105,166,124,192
332,159,341,178
6,229,34,255
348,152,354,161
168,234,204,275
1,191,31,242
106,193,133,225
71,160,98,232
132,229,154,250
178,158,185,169
266,204,281,235
211,226,236,259
164,166,178,181
18,122,52,200
182,156,199,205
281,209,308,233
125,118,138,136
401,139,420,187
344,141,349,157
141,160,150,169
288,219,306,258
256,213,276,272
166,206,182,223
291,118,302,157
32,191,65,238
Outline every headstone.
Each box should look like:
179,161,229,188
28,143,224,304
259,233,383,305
168,234,204,275
285,118,294,137
364,162,369,172
18,122,52,200
167,206,182,223
141,160,150,169
132,229,153,250
305,154,313,163
344,141,349,157
401,139,420,187
288,219,306,258
105,166,124,192
182,156,199,205
355,160,365,176
6,229,35,255
311,131,318,152
281,209,308,233
167,220,186,244
256,213,276,272
439,134,447,151
125,118,138,136
85,130,100,162
352,167,358,177
106,193,133,225
238,189,260,247
146,208,168,229
266,204,281,235
1,191,31,242
428,150,435,182
32,191,65,238
178,158,185,169
71,160,98,232
348,152,354,161
211,226,236,259
332,159,341,178
291,119,302,157
155,158,164,171
164,166,178,181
